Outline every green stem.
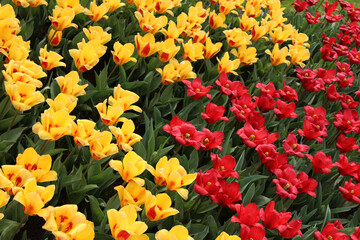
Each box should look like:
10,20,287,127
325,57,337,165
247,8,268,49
12,215,28,240
5,110,19,137
127,58,142,81
172,145,182,158
84,158,96,176
107,65,119,81
39,141,50,155
0,97,10,119
181,195,201,222
60,145,78,170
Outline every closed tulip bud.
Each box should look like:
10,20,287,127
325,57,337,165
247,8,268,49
16,147,57,182
112,42,137,66
89,131,119,160
107,205,148,240
135,10,168,34
32,108,74,141
5,81,45,111
265,43,290,66
72,119,101,146
239,13,257,32
209,11,227,30
182,39,204,62
156,226,193,240
145,192,179,221
158,39,180,63
83,0,110,21
0,190,9,219
204,38,222,59
49,6,77,31
103,0,125,12
218,52,240,75
135,33,159,58
13,178,55,216
55,71,88,100
83,26,112,44
109,119,142,152
110,151,147,185
39,45,66,71
48,29,62,47
223,28,251,48
231,45,258,65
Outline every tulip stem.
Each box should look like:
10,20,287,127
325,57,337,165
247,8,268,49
84,158,96,176
181,195,201,222
107,65,119,80
60,145,78,171
337,199,346,208
172,145,182,158
127,58,142,81
0,97,10,119
12,215,28,240
40,141,50,155
5,110,19,137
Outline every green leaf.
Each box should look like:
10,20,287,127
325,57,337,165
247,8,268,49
88,195,105,225
188,149,199,172
321,205,331,230
0,219,20,240
243,183,255,206
0,114,24,132
239,175,268,191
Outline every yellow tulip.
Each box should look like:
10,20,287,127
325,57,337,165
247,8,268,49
145,192,179,221
182,39,204,62
103,0,125,12
2,62,43,88
107,205,148,240
89,131,119,160
109,119,142,152
32,108,74,141
16,147,57,182
13,178,55,216
265,43,290,66
109,151,147,186
5,81,45,111
133,0,156,13
1,38,30,62
49,6,77,31
209,11,227,30
251,23,268,41
83,0,110,22
96,99,125,126
219,0,240,15
0,190,9,219
48,29,63,47
108,84,142,113
38,205,95,240
215,232,241,240
55,71,88,100
69,39,107,72
269,26,293,45
245,1,262,18
46,93,77,114
223,28,251,48
135,10,168,35
156,225,193,240
289,44,310,68
158,39,180,63
0,4,17,20
72,119,101,147
56,0,84,14
291,31,310,48
83,26,112,45
155,0,174,15
114,181,147,210
204,37,222,59
135,33,159,58
0,165,33,194
112,42,137,66
39,45,66,71
160,20,184,44
28,0,48,7
4,59,46,80
239,13,257,32
0,18,20,47
156,61,180,85
147,156,196,200
217,52,240,75
231,45,258,65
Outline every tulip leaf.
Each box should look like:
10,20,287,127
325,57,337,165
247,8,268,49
0,115,24,132
0,97,11,119
95,65,109,90
239,175,268,191
62,175,82,188
206,215,219,239
321,205,331,230
0,219,19,240
191,224,209,240
189,149,199,172
94,233,114,240
88,195,104,225
243,183,255,206
3,201,25,222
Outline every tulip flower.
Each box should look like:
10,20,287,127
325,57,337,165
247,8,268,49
160,20,184,43
55,71,88,100
223,28,251,48
289,44,310,67
239,13,257,32
112,42,137,66
1,38,30,62
278,219,303,238
156,225,193,240
108,84,142,112
216,232,241,240
72,119,101,147
83,0,110,21
110,151,147,186
107,205,148,240
135,33,159,58
69,39,107,72
282,132,309,158
0,165,34,194
182,77,212,100
46,93,77,114
16,147,57,182
336,134,359,153
38,205,95,240
56,0,84,14
157,59,196,85
83,26,112,44
314,221,348,240
209,11,227,30
4,59,46,81
96,99,125,126
13,178,55,216
89,131,119,160
114,181,147,210
158,39,180,63
155,0,175,15
0,190,9,219
307,151,334,175
109,119,142,152
251,23,268,41
147,156,197,199
339,179,360,204
103,0,125,12
39,45,66,71
182,39,204,62
219,0,238,15
135,10,168,34
32,108,74,141
204,38,222,59
218,52,240,75
265,43,290,66
231,45,258,65
49,6,77,31
145,192,179,221
48,29,62,47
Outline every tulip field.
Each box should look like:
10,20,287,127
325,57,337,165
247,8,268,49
0,0,360,239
